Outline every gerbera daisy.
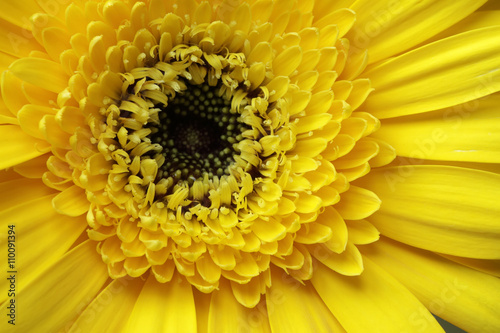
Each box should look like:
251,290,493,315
0,0,499,332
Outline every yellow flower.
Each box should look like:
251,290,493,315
0,0,499,332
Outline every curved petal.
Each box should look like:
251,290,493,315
423,11,500,45
0,51,17,73
0,124,50,169
267,267,346,333
0,1,43,30
68,278,145,333
334,185,381,220
124,274,197,333
311,258,444,332
363,26,500,119
12,153,49,178
358,166,500,259
208,279,272,333
0,177,54,210
347,0,487,64
372,93,500,163
0,194,86,303
9,57,69,93
0,240,108,332
363,238,500,333
0,19,44,58
438,254,500,278
388,156,500,175
52,185,90,217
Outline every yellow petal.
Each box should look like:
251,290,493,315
310,242,364,276
0,53,16,80
0,177,54,210
314,8,355,38
295,221,332,244
0,20,44,58
272,45,302,77
366,137,396,168
2,70,31,116
13,153,49,178
335,185,381,220
18,104,55,139
267,267,346,333
316,206,348,254
42,27,71,61
439,254,500,278
364,238,500,333
311,258,444,332
270,245,305,271
347,0,487,64
334,138,379,170
346,219,380,245
251,218,286,243
0,1,42,30
52,184,90,217
0,241,108,332
9,57,68,93
230,277,262,308
0,124,50,169
69,277,145,333
124,274,197,333
196,255,221,284
425,11,500,45
209,279,271,333
360,166,500,259
364,26,500,118
0,195,85,303
373,94,500,163
40,114,71,149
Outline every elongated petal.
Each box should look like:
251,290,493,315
124,274,197,333
347,0,487,64
0,177,54,210
439,254,500,278
12,153,49,178
373,94,500,163
425,11,500,45
267,267,346,332
52,185,90,216
9,57,68,93
208,279,272,333
0,52,16,74
311,258,444,332
69,278,145,333
0,20,44,58
359,166,500,259
0,125,49,169
311,242,364,276
364,238,500,333
364,27,500,118
334,185,381,220
0,1,42,30
0,195,85,303
0,241,108,332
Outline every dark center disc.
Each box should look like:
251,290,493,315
150,83,247,181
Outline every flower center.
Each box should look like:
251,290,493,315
151,83,246,181
46,0,391,305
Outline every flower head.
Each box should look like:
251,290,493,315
0,0,499,332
